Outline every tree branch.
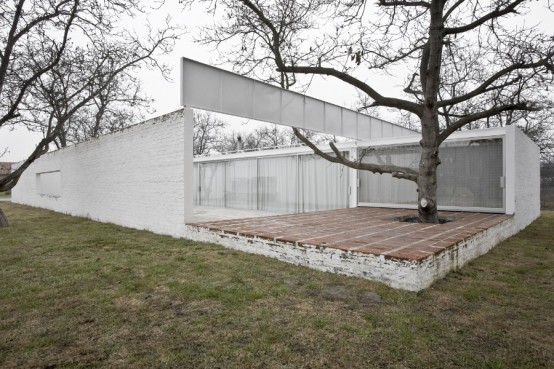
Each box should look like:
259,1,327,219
438,102,539,143
292,128,419,182
444,0,526,35
238,0,422,116
280,65,423,115
378,0,430,8
437,55,553,108
442,0,466,21
0,0,79,126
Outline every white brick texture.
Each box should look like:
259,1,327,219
512,126,541,231
12,109,194,234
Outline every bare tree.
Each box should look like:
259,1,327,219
217,124,331,152
187,0,554,223
218,130,266,152
484,99,554,160
0,0,181,226
258,124,289,147
19,44,157,148
193,111,227,155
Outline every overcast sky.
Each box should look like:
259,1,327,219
1,1,552,162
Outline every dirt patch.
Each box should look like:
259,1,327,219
320,284,349,301
114,296,145,309
358,291,382,306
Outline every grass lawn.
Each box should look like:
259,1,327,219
0,203,552,369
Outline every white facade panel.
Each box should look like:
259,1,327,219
370,118,383,139
181,60,220,109
357,114,371,139
253,82,282,123
324,103,342,135
281,90,304,126
382,121,393,138
304,98,325,131
342,109,358,138
180,57,415,139
392,125,403,137
221,72,254,118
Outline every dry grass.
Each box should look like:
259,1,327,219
0,202,552,369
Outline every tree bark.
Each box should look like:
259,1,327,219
0,207,9,228
415,0,444,223
417,143,440,223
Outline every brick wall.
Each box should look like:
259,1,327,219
12,109,194,234
513,126,541,231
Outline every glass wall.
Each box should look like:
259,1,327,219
225,159,257,210
300,154,349,212
358,145,419,205
194,137,503,213
194,153,349,213
198,162,225,207
258,156,298,212
358,138,504,209
437,138,503,208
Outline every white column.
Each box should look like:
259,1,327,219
183,108,194,223
504,125,516,215
349,148,358,208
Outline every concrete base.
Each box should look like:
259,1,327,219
183,217,516,291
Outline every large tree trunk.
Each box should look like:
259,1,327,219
0,207,9,228
417,109,441,223
415,0,444,224
417,143,440,223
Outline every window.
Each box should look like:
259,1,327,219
36,171,61,197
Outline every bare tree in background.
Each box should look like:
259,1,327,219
18,43,159,149
186,0,554,223
218,124,331,152
218,130,265,152
193,111,227,155
26,50,153,148
0,0,181,226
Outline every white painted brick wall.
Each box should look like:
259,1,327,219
512,126,541,231
12,109,194,234
180,216,516,291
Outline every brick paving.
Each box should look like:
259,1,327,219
189,207,512,261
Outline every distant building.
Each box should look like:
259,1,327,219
0,162,12,184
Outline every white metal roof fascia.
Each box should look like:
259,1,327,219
352,126,508,148
180,57,416,140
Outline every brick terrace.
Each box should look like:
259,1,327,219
189,207,512,261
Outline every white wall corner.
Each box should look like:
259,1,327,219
348,148,358,208
512,126,541,231
183,108,194,224
504,125,516,215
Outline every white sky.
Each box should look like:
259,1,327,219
1,1,552,162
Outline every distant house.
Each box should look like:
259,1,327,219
0,162,12,182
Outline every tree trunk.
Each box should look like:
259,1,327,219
0,207,9,228
415,0,444,224
417,110,441,223
417,144,440,223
